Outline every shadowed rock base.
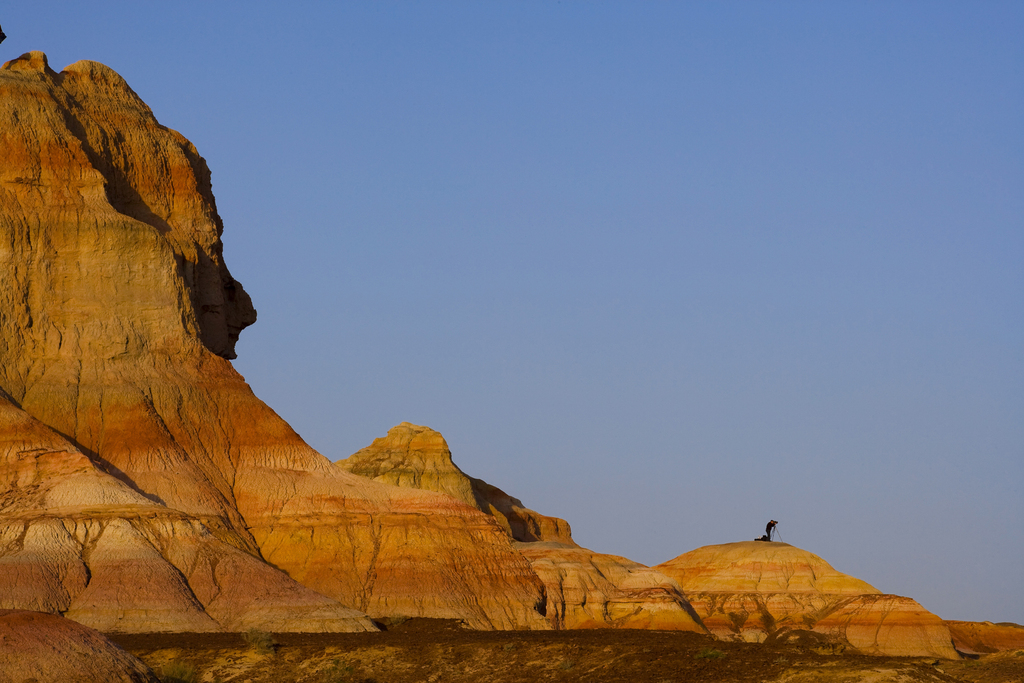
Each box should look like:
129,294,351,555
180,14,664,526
0,610,159,682
946,620,1024,654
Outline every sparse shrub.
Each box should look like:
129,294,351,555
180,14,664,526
243,627,276,655
502,642,517,651
559,659,575,670
159,660,197,683
694,647,725,660
322,658,355,682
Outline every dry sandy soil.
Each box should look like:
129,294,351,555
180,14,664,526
107,619,1024,683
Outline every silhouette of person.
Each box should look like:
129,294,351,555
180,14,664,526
765,519,778,541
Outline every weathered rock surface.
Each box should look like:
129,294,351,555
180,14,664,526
0,393,376,633
249,478,549,630
0,609,158,683
341,422,573,544
517,541,705,631
341,423,480,508
340,423,704,632
0,51,546,631
655,542,959,658
945,620,1024,654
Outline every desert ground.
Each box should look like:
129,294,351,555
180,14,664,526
111,619,1024,683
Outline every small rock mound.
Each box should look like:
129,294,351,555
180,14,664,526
657,541,879,595
0,610,158,682
945,620,1024,654
1,51,55,74
655,541,959,659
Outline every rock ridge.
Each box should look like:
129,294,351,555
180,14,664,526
339,423,705,633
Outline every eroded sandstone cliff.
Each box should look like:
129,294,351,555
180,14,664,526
0,51,546,631
0,391,375,633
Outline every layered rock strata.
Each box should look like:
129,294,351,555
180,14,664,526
0,610,159,683
341,422,573,544
655,542,959,658
0,393,375,633
339,423,705,632
945,621,1024,654
0,52,546,631
517,542,704,631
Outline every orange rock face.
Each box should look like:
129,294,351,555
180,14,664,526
945,620,1024,654
340,422,573,544
0,395,376,633
0,52,546,631
655,542,959,658
247,478,549,630
0,610,158,682
517,542,705,632
340,423,704,632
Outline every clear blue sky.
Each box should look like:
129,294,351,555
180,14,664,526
5,2,1021,623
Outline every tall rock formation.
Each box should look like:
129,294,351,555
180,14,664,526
655,541,959,658
339,423,706,632
0,51,546,631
